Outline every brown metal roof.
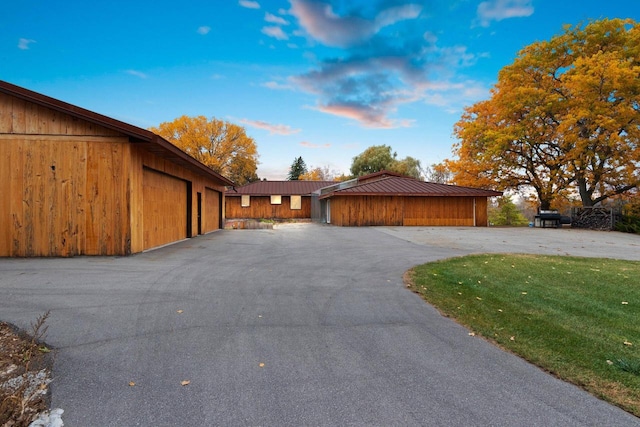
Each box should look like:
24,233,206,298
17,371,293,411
319,175,502,199
227,180,336,196
0,80,234,186
356,170,404,183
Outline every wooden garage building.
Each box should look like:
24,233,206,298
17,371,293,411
0,81,233,257
317,171,502,227
226,180,334,220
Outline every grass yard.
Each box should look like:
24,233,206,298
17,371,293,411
407,254,640,417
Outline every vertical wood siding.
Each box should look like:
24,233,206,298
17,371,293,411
474,197,488,227
329,196,402,226
0,136,130,256
204,187,221,233
329,196,485,226
225,196,312,219
142,168,187,250
0,92,123,137
403,197,475,226
85,140,130,255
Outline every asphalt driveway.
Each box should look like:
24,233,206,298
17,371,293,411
1,225,639,426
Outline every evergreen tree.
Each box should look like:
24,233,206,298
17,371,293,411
488,196,529,226
287,156,307,180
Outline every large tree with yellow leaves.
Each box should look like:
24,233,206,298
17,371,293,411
449,19,640,209
150,115,259,185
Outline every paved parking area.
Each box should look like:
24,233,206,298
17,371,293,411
1,225,639,426
376,225,640,261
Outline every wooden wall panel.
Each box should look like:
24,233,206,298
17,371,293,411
203,187,221,233
0,93,13,132
0,92,122,137
329,196,403,226
128,147,144,253
0,136,136,256
225,196,312,219
142,168,187,250
403,197,475,226
84,140,130,255
474,197,488,227
328,196,481,227
4,139,66,255
0,139,10,255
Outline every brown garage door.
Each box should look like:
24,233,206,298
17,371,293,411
203,187,221,233
143,168,187,250
403,197,475,226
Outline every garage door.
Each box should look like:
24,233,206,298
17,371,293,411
203,187,221,233
403,197,475,226
143,168,187,250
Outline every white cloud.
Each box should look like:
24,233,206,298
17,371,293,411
240,119,300,135
262,26,288,40
265,12,289,25
125,70,148,79
18,38,36,50
239,0,260,9
477,0,534,27
197,26,211,35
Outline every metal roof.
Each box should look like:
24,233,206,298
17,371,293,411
319,175,502,199
227,180,336,196
0,80,234,186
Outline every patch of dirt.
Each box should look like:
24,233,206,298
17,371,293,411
0,320,53,427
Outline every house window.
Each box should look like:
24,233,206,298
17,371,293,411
290,195,302,210
270,195,282,205
241,195,250,207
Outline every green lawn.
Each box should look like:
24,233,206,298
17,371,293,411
407,254,640,417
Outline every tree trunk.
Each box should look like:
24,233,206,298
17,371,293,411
535,187,553,210
577,177,594,207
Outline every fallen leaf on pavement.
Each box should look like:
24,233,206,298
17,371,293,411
181,380,190,386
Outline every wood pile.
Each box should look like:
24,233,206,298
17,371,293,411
571,207,615,230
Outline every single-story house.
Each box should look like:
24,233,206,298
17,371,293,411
0,80,234,257
227,171,502,227
315,171,502,226
226,180,335,220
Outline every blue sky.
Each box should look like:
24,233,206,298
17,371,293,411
3,1,639,180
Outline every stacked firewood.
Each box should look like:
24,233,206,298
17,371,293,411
571,208,614,230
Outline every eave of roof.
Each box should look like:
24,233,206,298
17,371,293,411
0,80,234,187
227,180,336,196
